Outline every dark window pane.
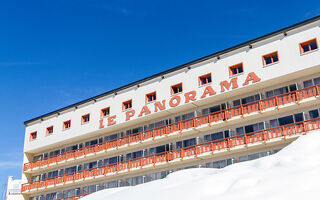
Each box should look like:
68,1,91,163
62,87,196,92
265,56,272,65
302,44,309,52
294,113,304,122
278,115,294,126
309,109,319,119
272,54,279,62
310,41,318,50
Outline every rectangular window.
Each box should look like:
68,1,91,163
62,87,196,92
63,120,71,130
171,83,183,95
46,126,53,135
146,92,157,103
262,51,279,66
81,114,90,124
101,107,110,117
199,73,212,86
30,131,37,140
122,100,132,110
229,63,244,76
300,38,318,54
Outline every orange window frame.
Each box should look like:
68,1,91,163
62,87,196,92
63,120,71,130
198,73,212,86
46,126,54,135
299,38,318,54
81,114,90,124
171,83,183,95
30,131,37,140
122,99,132,110
101,107,110,118
229,63,244,77
146,92,157,103
262,51,279,66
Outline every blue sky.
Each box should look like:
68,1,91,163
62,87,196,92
0,0,319,194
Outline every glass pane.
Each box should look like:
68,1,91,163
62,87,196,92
314,77,320,85
310,41,318,50
294,113,304,122
303,80,313,88
302,44,309,52
278,115,294,126
265,56,272,65
309,109,319,119
272,54,278,62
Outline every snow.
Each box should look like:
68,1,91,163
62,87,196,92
82,132,320,200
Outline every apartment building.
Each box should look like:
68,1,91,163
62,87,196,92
21,15,320,200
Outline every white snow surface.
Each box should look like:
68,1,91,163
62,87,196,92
82,132,320,200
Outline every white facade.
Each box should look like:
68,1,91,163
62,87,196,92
21,16,320,200
6,177,23,200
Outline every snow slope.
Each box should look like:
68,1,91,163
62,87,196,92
82,132,320,200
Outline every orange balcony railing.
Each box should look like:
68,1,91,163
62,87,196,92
22,84,320,172
21,116,320,193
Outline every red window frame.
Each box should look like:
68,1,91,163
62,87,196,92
63,120,71,130
229,63,244,76
262,51,279,66
46,126,54,135
299,38,318,54
101,107,110,118
30,131,37,140
198,73,212,86
171,83,183,95
81,114,90,124
146,92,157,103
122,100,132,110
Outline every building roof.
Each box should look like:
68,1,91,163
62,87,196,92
24,14,320,125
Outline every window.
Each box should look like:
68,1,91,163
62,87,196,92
146,92,157,103
309,109,319,119
63,120,71,130
171,83,183,95
122,100,132,110
299,38,318,54
81,114,90,124
199,73,212,86
262,51,279,66
229,63,244,76
269,113,304,128
265,84,297,98
233,94,260,106
46,126,53,135
30,131,37,140
101,107,110,117
303,77,320,88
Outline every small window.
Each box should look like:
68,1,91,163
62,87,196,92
199,73,212,86
46,126,53,135
30,131,37,140
63,120,71,130
229,63,244,76
300,38,318,54
146,92,157,103
171,83,183,95
122,100,132,110
81,114,90,124
101,107,110,117
263,51,279,66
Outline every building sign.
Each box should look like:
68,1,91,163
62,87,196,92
99,72,261,129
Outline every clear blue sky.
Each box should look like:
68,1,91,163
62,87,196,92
0,0,319,194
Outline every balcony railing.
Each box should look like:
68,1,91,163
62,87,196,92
21,116,320,193
23,84,320,173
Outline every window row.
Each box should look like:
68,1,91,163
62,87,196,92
30,107,319,183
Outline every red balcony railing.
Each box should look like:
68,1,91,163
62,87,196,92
23,84,320,172
21,117,320,193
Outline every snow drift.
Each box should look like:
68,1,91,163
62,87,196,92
82,132,320,200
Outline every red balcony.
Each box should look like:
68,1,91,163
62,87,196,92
21,116,320,194
23,84,320,173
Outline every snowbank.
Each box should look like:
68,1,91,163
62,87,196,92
82,132,320,200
